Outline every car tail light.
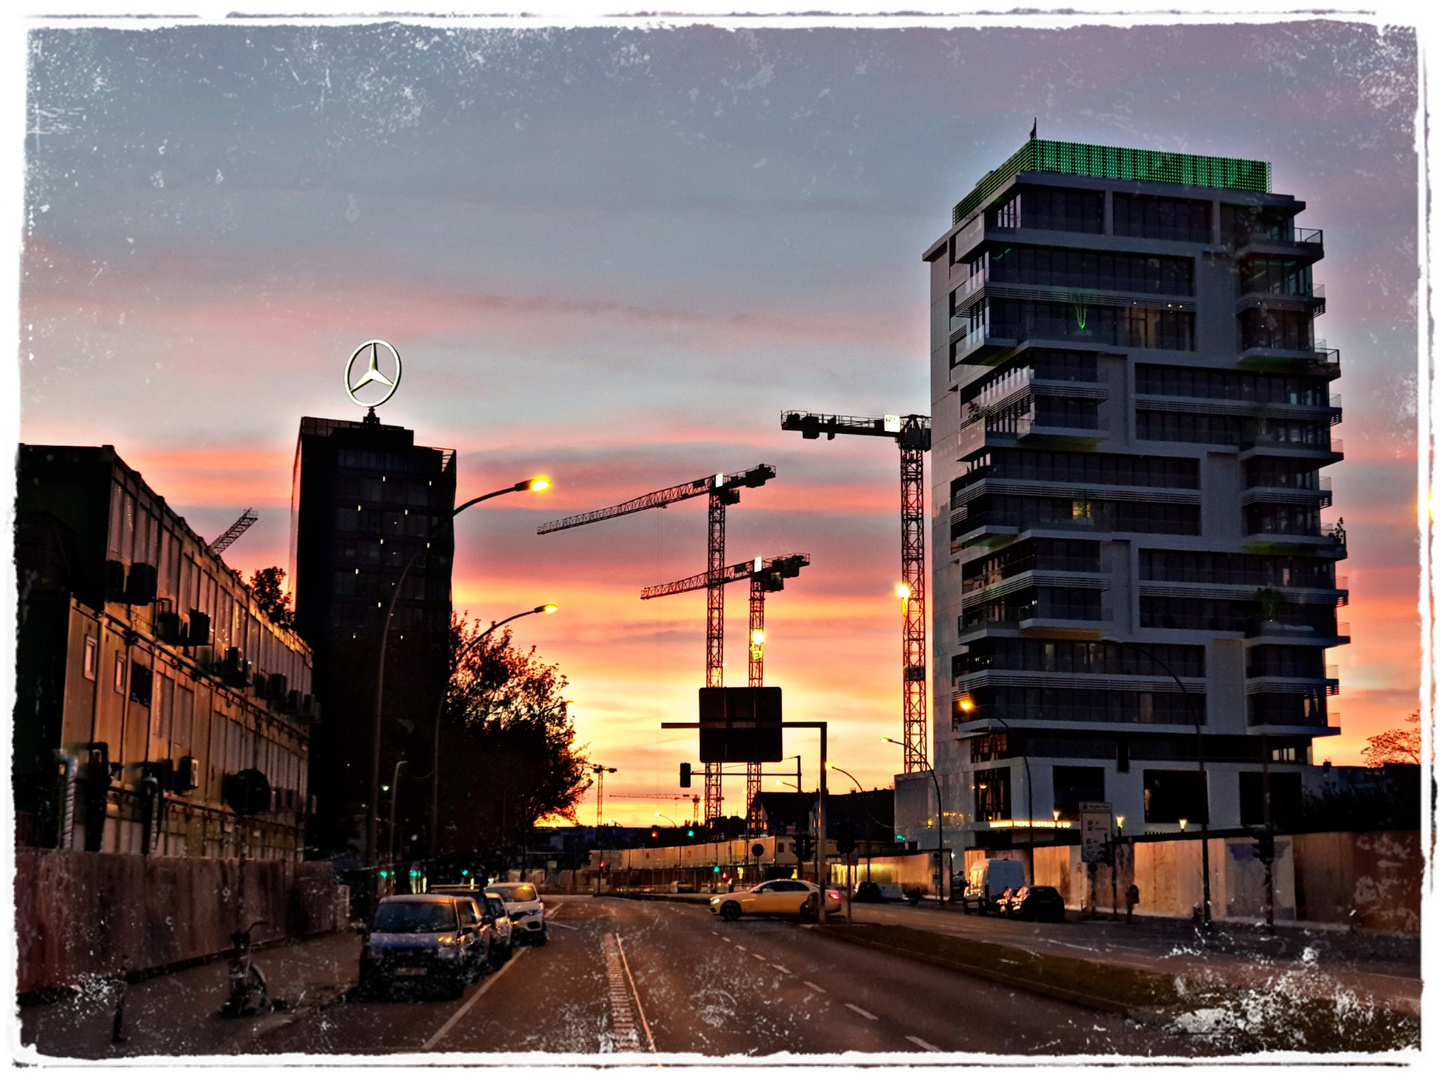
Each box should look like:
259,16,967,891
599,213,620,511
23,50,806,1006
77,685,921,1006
828,891,840,900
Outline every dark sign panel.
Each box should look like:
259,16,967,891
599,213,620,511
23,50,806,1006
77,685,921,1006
698,687,783,762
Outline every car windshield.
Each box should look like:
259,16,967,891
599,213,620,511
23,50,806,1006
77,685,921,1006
492,884,537,902
374,901,457,933
484,894,506,914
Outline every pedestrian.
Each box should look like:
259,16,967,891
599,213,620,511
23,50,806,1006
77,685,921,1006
1125,882,1139,924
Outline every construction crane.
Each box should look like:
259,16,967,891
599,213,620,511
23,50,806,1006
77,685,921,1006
539,465,777,824
781,411,932,774
209,508,258,555
643,553,809,831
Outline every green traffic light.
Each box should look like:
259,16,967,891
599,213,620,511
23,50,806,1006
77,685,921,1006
712,865,720,873
379,871,389,879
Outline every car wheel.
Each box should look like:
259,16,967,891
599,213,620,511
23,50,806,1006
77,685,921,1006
535,930,548,946
443,974,465,1000
800,895,819,922
721,901,741,922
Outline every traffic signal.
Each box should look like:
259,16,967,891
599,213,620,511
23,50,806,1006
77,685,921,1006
712,864,720,873
686,827,695,838
835,820,857,857
680,762,692,788
651,827,659,840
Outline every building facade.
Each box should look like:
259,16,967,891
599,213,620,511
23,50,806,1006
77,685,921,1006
922,140,1345,854
14,444,314,860
290,415,456,873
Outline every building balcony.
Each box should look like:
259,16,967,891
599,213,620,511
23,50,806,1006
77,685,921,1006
1237,342,1341,378
1240,482,1333,510
1237,436,1342,463
1236,283,1325,317
1234,225,1324,260
1245,675,1341,698
1246,619,1349,646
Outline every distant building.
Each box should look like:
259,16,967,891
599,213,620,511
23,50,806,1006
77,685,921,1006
290,415,456,874
14,444,314,859
918,140,1345,853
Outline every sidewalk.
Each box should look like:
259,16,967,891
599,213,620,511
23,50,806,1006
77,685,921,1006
15,930,360,1060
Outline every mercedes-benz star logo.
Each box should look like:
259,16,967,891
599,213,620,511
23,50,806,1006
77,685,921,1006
344,340,402,410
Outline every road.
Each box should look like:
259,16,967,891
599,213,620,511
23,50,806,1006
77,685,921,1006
258,894,1206,1057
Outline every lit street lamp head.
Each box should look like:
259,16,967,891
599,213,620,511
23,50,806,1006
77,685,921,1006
522,477,551,492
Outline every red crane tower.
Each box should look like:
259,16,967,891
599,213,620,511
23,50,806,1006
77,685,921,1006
538,465,777,822
780,411,932,773
642,552,809,829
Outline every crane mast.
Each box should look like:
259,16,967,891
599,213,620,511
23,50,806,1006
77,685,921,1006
210,508,258,556
540,465,778,826
644,553,809,832
781,410,932,774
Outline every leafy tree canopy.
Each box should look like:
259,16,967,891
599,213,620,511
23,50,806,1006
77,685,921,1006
436,615,591,861
1361,712,1421,767
249,566,293,628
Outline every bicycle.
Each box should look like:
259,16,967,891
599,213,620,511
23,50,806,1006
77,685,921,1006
221,920,270,1018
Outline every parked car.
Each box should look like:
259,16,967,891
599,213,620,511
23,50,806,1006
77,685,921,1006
709,879,842,922
852,880,885,903
1008,885,1067,923
453,895,492,975
481,891,514,962
959,858,1027,915
360,894,478,998
488,882,547,945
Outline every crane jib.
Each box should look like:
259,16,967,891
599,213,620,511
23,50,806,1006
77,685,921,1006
536,464,776,534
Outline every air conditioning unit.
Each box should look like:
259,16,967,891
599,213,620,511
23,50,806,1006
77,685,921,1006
174,756,200,792
221,648,253,688
105,560,127,599
154,611,189,645
188,610,212,647
268,673,288,699
125,563,158,605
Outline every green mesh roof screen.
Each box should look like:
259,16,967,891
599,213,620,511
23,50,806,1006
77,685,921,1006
952,139,1271,225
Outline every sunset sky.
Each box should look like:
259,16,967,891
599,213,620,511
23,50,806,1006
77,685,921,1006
16,12,1423,828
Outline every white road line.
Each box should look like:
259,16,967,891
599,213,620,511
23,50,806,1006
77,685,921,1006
421,950,525,1051
546,920,579,930
720,936,731,942
751,953,766,961
772,965,791,975
803,981,827,994
603,934,641,1052
613,934,657,1054
711,932,720,937
906,1035,941,1052
844,1003,878,1021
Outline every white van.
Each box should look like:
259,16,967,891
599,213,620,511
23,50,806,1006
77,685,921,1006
959,859,1027,914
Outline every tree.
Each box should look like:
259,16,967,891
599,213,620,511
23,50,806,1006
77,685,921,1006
249,566,294,629
435,615,592,864
1361,712,1421,767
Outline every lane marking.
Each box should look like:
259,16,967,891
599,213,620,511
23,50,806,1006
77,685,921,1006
547,920,579,930
803,981,827,994
772,965,791,975
711,932,720,937
751,953,766,961
610,933,657,1054
720,936,731,942
845,1003,878,1021
906,1035,941,1052
421,949,525,1050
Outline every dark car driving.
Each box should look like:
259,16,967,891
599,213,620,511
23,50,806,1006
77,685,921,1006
360,894,478,998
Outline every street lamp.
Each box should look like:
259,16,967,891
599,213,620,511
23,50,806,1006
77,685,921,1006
959,696,1036,886
366,476,550,914
427,603,559,869
387,760,407,888
655,812,677,827
881,736,947,903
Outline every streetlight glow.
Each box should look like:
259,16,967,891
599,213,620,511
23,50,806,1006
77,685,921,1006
526,477,551,492
895,583,911,601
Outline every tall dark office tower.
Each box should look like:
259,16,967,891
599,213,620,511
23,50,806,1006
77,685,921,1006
291,416,456,876
926,140,1345,853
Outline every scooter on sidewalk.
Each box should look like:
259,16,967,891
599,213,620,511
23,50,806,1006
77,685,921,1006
221,920,271,1018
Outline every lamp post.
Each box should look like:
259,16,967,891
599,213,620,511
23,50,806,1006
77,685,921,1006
427,603,558,871
366,476,549,916
385,760,407,889
1103,638,1212,932
655,812,677,827
1111,814,1125,920
959,698,1036,886
882,736,947,903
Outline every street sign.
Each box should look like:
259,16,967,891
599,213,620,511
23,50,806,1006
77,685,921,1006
1079,801,1112,865
751,843,765,858
698,687,783,762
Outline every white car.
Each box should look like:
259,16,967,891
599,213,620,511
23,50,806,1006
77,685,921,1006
709,879,843,922
487,882,547,945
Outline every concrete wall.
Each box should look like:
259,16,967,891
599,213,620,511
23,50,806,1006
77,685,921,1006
1292,830,1421,932
14,850,346,994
